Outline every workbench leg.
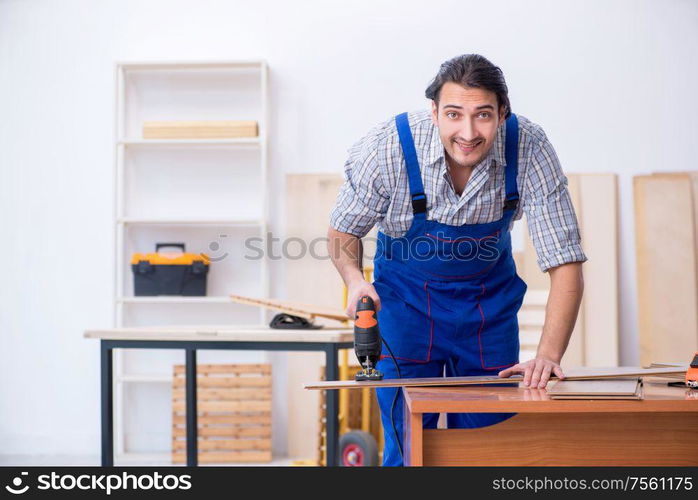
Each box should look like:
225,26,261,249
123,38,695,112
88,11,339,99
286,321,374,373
185,348,198,467
403,396,423,467
325,344,339,466
100,342,114,467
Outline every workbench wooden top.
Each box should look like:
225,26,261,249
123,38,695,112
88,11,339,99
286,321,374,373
84,325,354,343
403,380,698,413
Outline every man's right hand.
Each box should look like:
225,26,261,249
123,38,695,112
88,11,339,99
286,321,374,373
345,279,381,319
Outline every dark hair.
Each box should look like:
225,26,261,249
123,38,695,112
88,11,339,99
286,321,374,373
425,54,511,119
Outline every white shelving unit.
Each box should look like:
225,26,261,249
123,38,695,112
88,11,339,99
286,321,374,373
113,60,269,462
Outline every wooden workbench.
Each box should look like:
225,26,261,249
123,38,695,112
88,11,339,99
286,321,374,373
402,380,698,466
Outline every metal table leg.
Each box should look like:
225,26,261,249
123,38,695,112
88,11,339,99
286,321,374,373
325,344,339,466
100,341,114,466
185,348,198,466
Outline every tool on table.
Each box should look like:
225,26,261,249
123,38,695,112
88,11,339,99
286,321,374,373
353,296,383,381
268,312,321,330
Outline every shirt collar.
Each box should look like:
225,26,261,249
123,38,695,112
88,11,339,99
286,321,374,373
424,120,507,170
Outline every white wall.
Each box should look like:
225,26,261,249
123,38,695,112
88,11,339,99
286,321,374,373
1,0,696,458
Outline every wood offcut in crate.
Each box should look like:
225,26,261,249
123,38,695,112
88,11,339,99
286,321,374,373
171,363,272,464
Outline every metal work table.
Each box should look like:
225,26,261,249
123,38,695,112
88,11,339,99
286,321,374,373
84,325,354,467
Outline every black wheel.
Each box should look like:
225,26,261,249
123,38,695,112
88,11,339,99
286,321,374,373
339,430,379,466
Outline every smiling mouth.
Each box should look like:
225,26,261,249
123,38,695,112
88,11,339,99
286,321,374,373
455,140,482,152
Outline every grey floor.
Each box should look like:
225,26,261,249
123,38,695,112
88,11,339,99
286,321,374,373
0,455,302,466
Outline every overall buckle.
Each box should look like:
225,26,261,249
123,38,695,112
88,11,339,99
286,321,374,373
411,193,427,214
504,198,519,211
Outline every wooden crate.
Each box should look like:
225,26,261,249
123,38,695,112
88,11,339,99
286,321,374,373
143,120,258,139
171,363,272,464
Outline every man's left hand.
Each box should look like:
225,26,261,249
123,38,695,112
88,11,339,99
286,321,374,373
498,357,565,388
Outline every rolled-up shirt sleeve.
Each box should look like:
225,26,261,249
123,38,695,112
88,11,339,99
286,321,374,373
330,133,390,238
522,132,588,272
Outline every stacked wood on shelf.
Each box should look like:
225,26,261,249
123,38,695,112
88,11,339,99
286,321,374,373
143,120,259,139
514,173,619,367
634,172,698,366
171,363,272,464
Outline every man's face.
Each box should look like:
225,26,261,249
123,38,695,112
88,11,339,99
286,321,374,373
430,82,505,169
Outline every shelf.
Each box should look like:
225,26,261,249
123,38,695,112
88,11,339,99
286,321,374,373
117,218,264,226
118,296,232,304
119,60,266,71
118,138,261,147
114,59,269,458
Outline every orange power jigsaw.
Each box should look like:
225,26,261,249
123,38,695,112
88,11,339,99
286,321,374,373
353,296,384,381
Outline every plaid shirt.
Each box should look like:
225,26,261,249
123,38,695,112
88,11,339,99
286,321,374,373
330,109,587,272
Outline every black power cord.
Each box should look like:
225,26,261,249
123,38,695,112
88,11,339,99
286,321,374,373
379,336,403,463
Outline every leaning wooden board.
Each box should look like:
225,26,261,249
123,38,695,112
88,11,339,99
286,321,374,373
576,174,619,366
519,173,619,367
304,366,687,390
284,174,349,461
634,174,698,366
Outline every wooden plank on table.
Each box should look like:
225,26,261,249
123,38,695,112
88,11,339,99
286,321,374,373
548,379,640,396
229,294,347,322
634,174,698,366
576,174,618,366
303,366,687,390
142,120,258,139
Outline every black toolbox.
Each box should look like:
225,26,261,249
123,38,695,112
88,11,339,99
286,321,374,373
131,243,210,296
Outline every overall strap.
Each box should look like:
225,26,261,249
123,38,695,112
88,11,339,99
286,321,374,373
395,112,427,215
503,113,520,211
